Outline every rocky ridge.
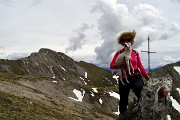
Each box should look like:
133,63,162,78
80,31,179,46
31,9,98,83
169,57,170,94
0,48,118,120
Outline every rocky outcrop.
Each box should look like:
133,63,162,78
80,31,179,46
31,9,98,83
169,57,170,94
133,75,173,120
150,61,180,88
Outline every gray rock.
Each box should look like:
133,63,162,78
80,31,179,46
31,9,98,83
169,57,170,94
133,75,173,120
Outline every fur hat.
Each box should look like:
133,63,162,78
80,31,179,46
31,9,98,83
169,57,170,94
117,30,136,45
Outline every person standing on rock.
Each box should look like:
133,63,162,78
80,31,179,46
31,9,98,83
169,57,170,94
110,30,149,117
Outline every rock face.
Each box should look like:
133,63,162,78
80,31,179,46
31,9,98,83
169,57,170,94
119,60,180,120
150,61,180,118
133,75,173,120
150,61,180,88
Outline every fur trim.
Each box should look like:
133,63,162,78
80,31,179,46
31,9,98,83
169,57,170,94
117,30,136,45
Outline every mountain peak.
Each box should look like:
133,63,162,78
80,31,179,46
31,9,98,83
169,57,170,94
38,48,55,53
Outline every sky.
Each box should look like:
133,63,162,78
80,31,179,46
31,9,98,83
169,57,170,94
0,0,180,68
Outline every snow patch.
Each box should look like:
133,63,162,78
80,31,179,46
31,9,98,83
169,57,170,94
92,88,98,93
167,115,171,120
113,106,120,115
108,91,120,100
80,77,87,85
52,80,57,83
85,72,87,78
99,98,103,104
91,92,95,97
176,88,180,95
69,89,85,102
27,69,30,73
60,65,67,72
69,97,79,101
170,96,180,113
174,66,180,75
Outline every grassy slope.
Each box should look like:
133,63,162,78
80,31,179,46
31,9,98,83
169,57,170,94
76,61,117,88
0,72,117,120
0,72,85,120
0,90,86,120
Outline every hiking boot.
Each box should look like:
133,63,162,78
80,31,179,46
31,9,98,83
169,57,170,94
118,113,125,120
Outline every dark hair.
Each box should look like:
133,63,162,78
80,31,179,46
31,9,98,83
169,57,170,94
117,30,136,45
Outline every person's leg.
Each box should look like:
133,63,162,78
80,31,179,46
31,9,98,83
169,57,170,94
131,74,144,101
119,78,130,113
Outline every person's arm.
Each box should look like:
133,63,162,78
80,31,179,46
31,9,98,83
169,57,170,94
110,52,125,69
136,52,149,80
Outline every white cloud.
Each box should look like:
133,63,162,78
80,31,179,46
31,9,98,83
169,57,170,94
171,0,180,3
91,0,180,64
160,56,180,65
0,0,96,59
0,46,5,56
5,53,30,60
0,0,41,7
65,23,91,53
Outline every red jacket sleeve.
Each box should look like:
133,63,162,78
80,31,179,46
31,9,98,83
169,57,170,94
110,51,120,69
136,52,148,77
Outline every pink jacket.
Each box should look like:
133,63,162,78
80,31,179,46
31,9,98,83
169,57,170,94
110,48,148,78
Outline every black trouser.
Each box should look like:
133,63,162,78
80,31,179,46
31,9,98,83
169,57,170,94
119,74,144,113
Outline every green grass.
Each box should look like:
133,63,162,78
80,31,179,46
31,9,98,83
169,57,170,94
0,59,28,75
0,90,85,120
0,72,116,120
0,72,49,84
76,61,116,87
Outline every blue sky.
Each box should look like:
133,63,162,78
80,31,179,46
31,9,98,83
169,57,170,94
0,0,180,68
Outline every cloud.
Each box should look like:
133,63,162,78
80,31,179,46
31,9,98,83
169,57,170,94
0,46,5,56
0,0,41,7
171,0,180,3
65,23,90,53
5,53,30,60
0,46,30,60
0,0,14,6
160,56,180,66
91,0,180,64
0,0,96,60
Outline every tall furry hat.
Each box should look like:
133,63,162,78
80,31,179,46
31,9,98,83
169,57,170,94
117,30,136,45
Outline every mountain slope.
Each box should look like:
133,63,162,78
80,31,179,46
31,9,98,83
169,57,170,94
0,48,119,120
0,48,180,120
